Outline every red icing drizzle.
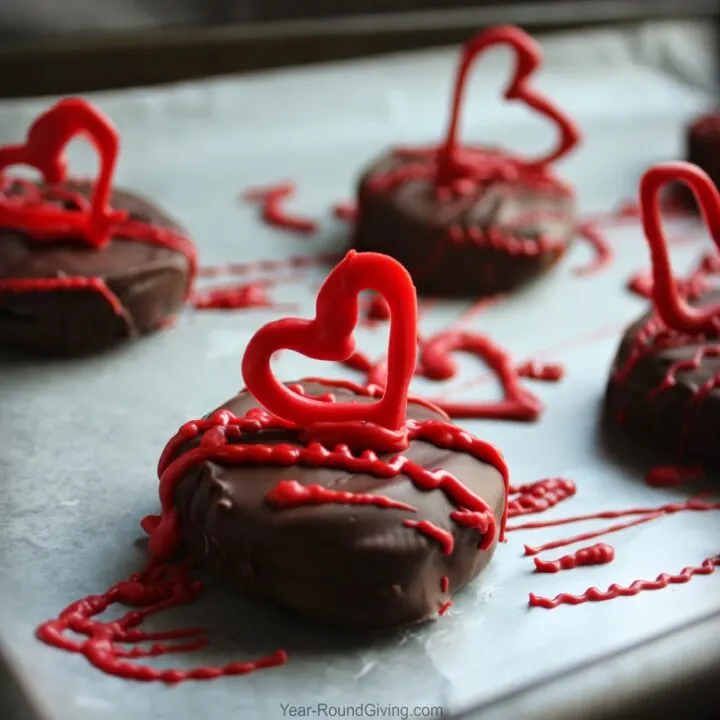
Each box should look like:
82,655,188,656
508,478,576,518
37,560,287,681
533,543,615,573
0,99,197,312
573,221,612,276
243,182,318,235
402,519,455,556
645,465,705,487
530,556,720,608
266,479,417,513
439,575,452,615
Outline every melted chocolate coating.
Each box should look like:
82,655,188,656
174,382,506,630
353,150,575,297
0,180,190,355
605,291,720,469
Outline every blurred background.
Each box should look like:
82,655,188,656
1,0,718,97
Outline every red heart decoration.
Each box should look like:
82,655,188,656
640,162,720,334
436,25,580,184
241,251,418,434
0,97,125,248
420,330,542,421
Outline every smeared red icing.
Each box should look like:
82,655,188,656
243,182,318,235
645,465,705,487
530,556,720,608
0,99,197,313
516,360,565,382
573,221,612,276
193,279,286,311
37,560,287,681
402,519,455,556
266,479,418,512
333,202,358,223
533,543,615,573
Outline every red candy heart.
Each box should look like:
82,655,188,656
640,162,720,335
241,251,418,446
436,24,580,185
0,97,125,248
420,331,542,421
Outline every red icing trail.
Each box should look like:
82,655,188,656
516,360,565,382
198,252,340,279
243,182,318,235
439,575,452,615
192,279,285,311
332,201,358,223
530,556,720,608
402,519,455,556
421,330,543,421
265,479,418,513
36,561,287,681
533,543,615,573
0,99,197,311
573,221,612,276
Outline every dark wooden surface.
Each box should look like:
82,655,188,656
1,0,718,98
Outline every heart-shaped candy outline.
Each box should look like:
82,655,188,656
420,330,542,421
437,24,581,183
241,251,418,432
0,97,124,248
640,162,720,335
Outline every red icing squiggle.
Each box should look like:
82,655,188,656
37,560,287,681
192,279,292,311
645,465,705,488
243,182,318,235
265,479,418,512
533,543,615,573
333,202,358,223
516,360,565,382
198,252,340,279
530,556,720,608
508,478,576,518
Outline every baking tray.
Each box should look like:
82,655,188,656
1,19,719,720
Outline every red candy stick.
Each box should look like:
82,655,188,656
242,251,418,446
0,97,125,248
436,25,580,187
640,162,720,334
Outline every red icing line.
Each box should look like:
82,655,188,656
36,560,287,681
402,519,455,555
198,252,340,279
243,182,318,235
516,360,565,382
573,221,612,276
529,556,720,608
523,513,663,556
441,575,450,593
265,479,418,513
0,276,124,316
439,575,453,615
438,600,453,616
332,201,358,223
421,330,542,421
533,543,615,573
0,100,197,311
647,345,720,400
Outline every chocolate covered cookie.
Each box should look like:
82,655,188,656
605,161,720,478
0,98,196,355
146,251,510,630
352,25,580,298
